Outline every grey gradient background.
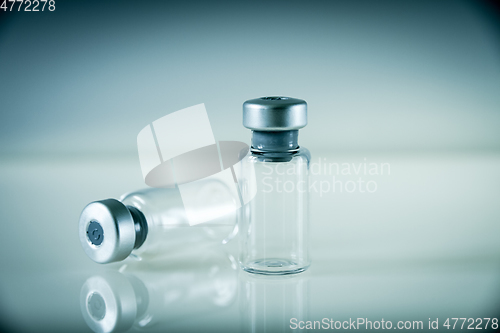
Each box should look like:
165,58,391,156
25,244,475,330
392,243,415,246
0,0,500,332
1,0,499,155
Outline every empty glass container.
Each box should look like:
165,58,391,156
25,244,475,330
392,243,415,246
238,96,311,275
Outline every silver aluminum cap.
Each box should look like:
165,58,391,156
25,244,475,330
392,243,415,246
243,96,307,131
79,199,136,264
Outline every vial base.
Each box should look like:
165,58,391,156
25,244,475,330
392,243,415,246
241,258,310,275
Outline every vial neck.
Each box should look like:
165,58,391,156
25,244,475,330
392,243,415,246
251,130,299,152
127,206,148,249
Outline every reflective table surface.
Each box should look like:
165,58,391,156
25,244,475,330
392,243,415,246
1,151,499,332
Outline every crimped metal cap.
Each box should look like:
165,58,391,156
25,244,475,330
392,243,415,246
243,96,307,131
79,199,136,264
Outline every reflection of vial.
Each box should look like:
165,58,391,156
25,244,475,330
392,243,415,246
79,183,237,264
239,97,311,275
239,272,309,332
81,248,238,333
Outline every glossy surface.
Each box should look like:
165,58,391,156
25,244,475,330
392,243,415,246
1,151,499,332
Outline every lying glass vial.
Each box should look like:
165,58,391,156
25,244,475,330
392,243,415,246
79,181,237,264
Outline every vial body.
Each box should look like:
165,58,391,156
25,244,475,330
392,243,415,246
238,147,310,275
121,184,237,261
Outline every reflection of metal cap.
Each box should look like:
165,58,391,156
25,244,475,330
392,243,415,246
243,97,307,131
80,273,137,333
79,199,142,264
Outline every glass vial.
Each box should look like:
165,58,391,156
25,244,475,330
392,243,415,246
238,96,311,275
79,181,237,264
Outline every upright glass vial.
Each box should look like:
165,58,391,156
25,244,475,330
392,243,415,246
239,96,310,275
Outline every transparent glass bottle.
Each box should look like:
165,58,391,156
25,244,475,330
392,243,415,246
238,96,311,275
79,180,237,264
